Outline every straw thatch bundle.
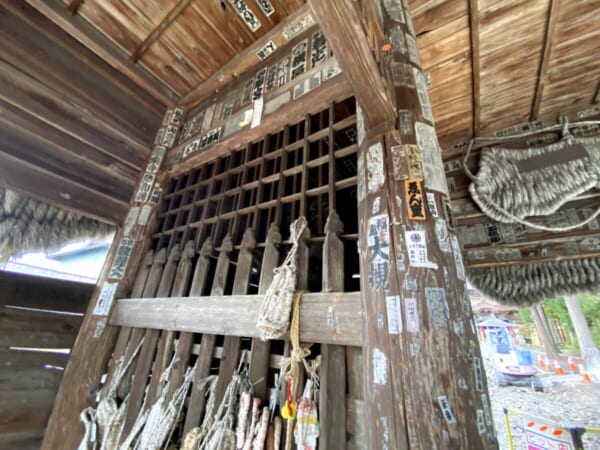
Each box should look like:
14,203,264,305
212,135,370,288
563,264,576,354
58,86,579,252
0,188,114,260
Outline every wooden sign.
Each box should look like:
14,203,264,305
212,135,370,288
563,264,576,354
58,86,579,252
404,179,426,220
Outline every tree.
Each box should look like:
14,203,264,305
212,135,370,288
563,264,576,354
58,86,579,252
564,295,600,380
531,304,561,360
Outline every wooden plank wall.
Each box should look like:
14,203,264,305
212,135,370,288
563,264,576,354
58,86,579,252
0,1,165,224
0,271,93,449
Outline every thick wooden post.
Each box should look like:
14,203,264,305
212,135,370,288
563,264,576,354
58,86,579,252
310,1,498,448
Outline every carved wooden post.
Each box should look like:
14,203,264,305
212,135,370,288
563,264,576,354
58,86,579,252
320,210,347,450
310,1,497,448
249,223,282,400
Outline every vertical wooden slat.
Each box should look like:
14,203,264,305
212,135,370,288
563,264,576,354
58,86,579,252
319,210,347,450
249,223,282,400
101,249,153,397
182,238,215,434
183,234,232,427
116,247,168,398
213,228,257,406
121,244,181,440
146,240,196,405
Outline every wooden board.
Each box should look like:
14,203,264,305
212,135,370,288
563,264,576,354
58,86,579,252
110,292,363,346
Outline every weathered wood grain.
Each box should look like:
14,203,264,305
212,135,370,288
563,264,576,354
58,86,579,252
111,292,363,347
24,0,177,105
308,0,396,128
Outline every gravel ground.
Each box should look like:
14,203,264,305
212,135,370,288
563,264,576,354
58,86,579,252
485,358,600,449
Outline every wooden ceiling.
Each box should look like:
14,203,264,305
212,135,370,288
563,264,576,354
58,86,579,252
1,0,598,225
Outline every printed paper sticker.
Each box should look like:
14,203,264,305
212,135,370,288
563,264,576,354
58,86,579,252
373,348,388,385
150,184,163,204
108,238,134,280
477,410,486,434
405,179,426,221
399,110,412,135
93,282,118,316
290,39,308,80
474,357,484,391
123,206,139,237
137,205,152,226
322,57,342,81
437,396,457,424
283,14,315,41
406,34,421,67
135,173,155,203
386,295,402,334
426,287,449,326
405,297,419,333
406,230,438,269
391,145,408,180
451,235,465,280
256,0,275,17
229,0,261,31
413,68,434,123
415,122,448,194
311,30,328,67
426,192,439,217
367,143,385,193
406,145,423,179
383,0,405,23
435,219,451,253
146,147,166,174
368,215,390,290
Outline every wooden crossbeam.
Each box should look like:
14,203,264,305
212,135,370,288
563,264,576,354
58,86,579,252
307,0,396,129
531,0,560,120
24,0,178,105
180,5,313,109
131,0,195,63
468,0,481,136
110,292,363,347
67,0,83,15
166,73,352,175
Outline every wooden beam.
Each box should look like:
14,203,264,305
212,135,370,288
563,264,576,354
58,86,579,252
468,0,481,136
166,74,352,175
0,58,147,170
131,0,194,63
531,0,559,120
2,0,165,117
307,0,396,128
0,103,136,202
67,0,84,15
110,292,363,347
180,5,313,109
0,150,128,225
0,271,93,313
23,0,178,105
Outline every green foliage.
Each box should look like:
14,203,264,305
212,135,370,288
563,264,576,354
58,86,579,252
579,294,600,347
519,308,533,324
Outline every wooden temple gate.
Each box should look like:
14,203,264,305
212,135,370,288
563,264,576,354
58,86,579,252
42,2,498,449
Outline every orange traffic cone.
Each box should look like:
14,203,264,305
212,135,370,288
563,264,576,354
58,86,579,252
537,354,545,368
554,360,565,375
544,357,553,371
568,356,577,372
579,364,592,383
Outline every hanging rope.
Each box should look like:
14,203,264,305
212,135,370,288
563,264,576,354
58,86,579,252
77,338,144,450
257,216,308,340
278,291,320,450
78,407,97,450
462,120,600,232
135,355,197,450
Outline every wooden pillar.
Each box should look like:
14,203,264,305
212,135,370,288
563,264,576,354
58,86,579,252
531,304,560,360
309,1,497,448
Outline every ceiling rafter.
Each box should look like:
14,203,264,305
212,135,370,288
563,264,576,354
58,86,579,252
468,0,481,136
531,0,560,121
180,4,312,109
131,0,196,63
24,0,178,106
67,0,84,15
